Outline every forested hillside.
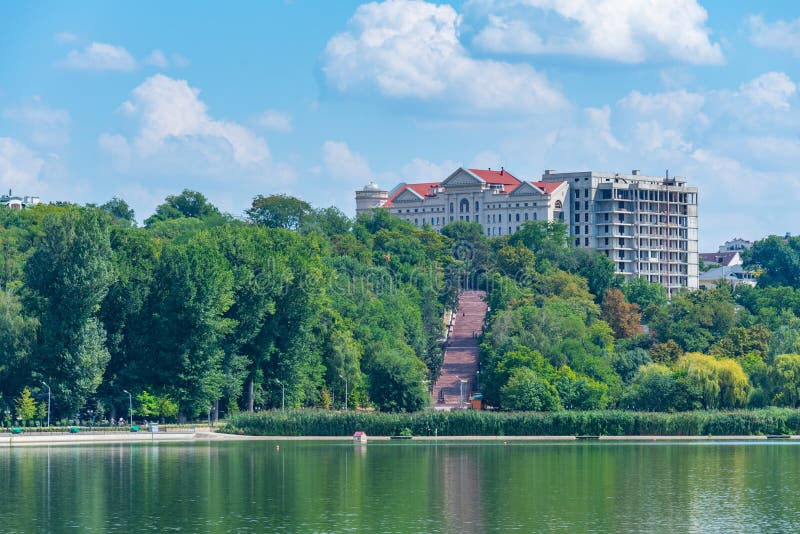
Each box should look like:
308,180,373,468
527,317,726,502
1,190,799,423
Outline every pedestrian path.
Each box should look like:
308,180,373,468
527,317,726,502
432,290,487,409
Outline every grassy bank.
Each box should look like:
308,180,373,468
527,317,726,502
221,408,800,437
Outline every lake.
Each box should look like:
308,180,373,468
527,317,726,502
1,440,799,532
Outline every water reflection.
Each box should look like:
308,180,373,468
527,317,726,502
1,441,800,532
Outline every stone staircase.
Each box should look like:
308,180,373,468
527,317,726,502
433,290,487,409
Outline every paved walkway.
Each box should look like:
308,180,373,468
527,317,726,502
433,290,487,409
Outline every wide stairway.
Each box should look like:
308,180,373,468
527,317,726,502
433,290,487,410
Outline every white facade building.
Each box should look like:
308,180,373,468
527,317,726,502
356,167,699,294
356,167,569,236
0,190,40,210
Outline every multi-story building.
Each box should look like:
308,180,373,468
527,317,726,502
356,166,699,293
356,166,569,236
539,170,698,293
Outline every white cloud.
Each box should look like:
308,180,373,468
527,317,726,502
322,0,566,115
618,90,705,120
634,120,692,152
3,98,71,146
738,72,796,110
171,53,191,68
121,74,270,166
585,105,622,150
401,157,460,181
60,42,139,71
748,15,800,57
143,50,170,69
322,141,372,183
254,110,293,133
54,32,79,45
469,0,724,64
0,138,44,192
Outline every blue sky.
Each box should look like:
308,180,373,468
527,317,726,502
2,0,800,249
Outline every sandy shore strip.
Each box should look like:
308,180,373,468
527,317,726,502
2,431,798,446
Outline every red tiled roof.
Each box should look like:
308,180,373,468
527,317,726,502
384,182,440,207
468,168,521,187
531,181,564,194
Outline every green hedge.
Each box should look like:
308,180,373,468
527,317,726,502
221,408,800,437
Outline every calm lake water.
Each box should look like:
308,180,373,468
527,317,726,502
1,440,799,533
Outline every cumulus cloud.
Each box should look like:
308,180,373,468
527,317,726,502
60,42,139,71
738,72,796,110
469,0,724,64
3,98,71,146
322,0,566,115
254,110,293,133
748,15,800,57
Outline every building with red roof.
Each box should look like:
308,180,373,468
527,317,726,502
356,166,569,237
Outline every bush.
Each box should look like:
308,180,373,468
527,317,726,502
221,408,800,437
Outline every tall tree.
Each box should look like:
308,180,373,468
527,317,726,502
25,208,116,415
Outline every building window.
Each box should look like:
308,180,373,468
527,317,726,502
515,213,520,222
475,201,480,212
575,189,580,198
460,199,469,213
576,226,580,235
450,216,454,222
574,201,580,211
574,214,580,222
554,200,562,209
584,225,589,234
584,213,588,222
449,202,454,213
534,213,538,220
575,238,580,246
524,213,529,221
466,215,470,222
584,238,589,246
584,201,589,210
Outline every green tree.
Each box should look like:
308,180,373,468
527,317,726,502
246,194,312,229
621,277,668,318
100,197,136,226
140,235,234,417
743,235,800,287
768,354,800,407
145,190,223,227
14,387,37,422
25,208,116,415
367,347,429,412
0,290,38,400
500,368,561,411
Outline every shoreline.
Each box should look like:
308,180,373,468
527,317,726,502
3,431,800,446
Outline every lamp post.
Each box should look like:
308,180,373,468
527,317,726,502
41,381,51,427
122,390,133,426
456,376,467,409
276,379,285,411
339,374,348,411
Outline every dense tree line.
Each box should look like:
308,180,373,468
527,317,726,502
2,191,800,424
477,224,800,412
0,192,451,423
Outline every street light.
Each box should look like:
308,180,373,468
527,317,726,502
456,376,467,409
275,379,285,411
122,390,133,426
339,374,348,411
41,381,51,427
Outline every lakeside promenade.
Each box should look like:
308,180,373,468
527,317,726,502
3,430,800,446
